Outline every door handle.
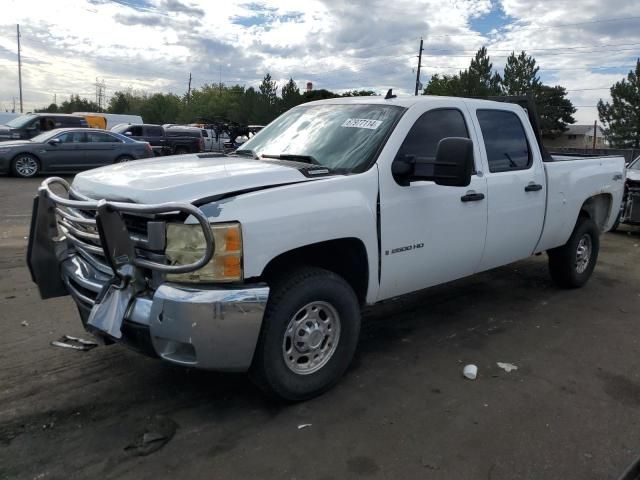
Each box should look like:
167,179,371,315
461,191,485,202
525,183,543,192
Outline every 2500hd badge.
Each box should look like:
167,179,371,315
386,243,425,255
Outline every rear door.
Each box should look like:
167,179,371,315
470,108,546,271
43,131,87,171
83,131,119,166
143,125,165,154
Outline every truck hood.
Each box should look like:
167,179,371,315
72,154,321,204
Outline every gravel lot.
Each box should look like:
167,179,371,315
1,175,639,480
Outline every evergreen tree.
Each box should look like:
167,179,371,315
502,51,541,95
536,85,576,137
459,47,502,96
281,78,302,112
424,73,463,96
598,59,640,148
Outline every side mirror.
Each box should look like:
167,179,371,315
432,137,474,187
48,138,60,146
124,131,132,136
392,137,474,187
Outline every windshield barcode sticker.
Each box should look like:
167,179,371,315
341,118,383,130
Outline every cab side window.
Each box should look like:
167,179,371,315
476,110,531,173
87,132,118,143
396,109,470,177
145,126,163,137
128,126,144,136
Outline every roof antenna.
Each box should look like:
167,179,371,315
384,88,397,100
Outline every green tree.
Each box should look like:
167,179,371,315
502,51,541,95
281,78,302,112
139,93,183,124
459,47,502,96
424,47,500,97
35,103,60,113
424,73,463,96
302,89,339,102
536,85,576,137
598,59,640,148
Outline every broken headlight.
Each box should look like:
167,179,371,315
165,222,242,283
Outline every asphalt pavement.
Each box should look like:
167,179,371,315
1,175,640,480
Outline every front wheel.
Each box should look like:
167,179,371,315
250,267,361,401
11,153,40,178
548,217,600,288
114,155,133,163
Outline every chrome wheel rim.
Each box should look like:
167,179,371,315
282,301,341,375
575,234,592,274
15,156,37,177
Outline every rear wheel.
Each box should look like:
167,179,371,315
11,154,40,178
115,155,133,163
174,147,189,155
548,217,600,288
250,267,361,401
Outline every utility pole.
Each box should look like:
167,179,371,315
187,72,192,102
592,120,597,150
414,37,424,96
17,24,23,113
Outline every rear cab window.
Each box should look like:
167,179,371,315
476,110,531,173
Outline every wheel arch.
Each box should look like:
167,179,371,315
578,193,613,232
258,237,370,305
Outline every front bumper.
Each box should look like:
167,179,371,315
64,255,269,371
28,177,269,371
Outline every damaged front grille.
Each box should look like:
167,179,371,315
36,177,216,305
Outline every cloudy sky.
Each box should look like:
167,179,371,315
0,0,638,123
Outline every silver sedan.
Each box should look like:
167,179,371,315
0,128,154,178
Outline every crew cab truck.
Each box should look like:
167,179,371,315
111,123,204,155
28,96,625,401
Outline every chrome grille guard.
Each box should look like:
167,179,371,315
38,177,215,274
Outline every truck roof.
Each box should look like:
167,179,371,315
305,94,526,112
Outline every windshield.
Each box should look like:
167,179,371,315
5,114,37,128
630,156,640,170
239,103,405,173
111,124,129,134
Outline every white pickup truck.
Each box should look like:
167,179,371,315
28,95,625,401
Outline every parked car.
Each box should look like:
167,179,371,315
612,155,640,230
28,95,625,401
0,128,153,177
111,123,203,155
0,113,89,140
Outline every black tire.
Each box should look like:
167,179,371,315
174,147,189,155
11,153,40,178
114,155,133,163
250,267,361,402
548,217,600,288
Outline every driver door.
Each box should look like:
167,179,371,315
43,131,87,171
378,104,488,300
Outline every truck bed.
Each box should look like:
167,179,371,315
535,155,626,252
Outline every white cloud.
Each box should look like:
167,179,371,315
0,0,636,123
